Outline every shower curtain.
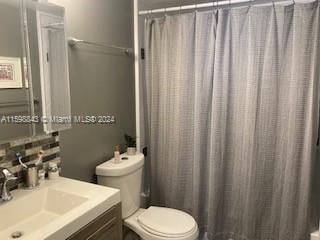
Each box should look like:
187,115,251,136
144,2,320,240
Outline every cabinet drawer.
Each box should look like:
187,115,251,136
67,203,122,240
87,217,117,240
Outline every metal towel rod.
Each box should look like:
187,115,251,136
68,37,133,56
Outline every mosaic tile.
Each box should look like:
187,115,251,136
0,133,60,190
0,149,5,157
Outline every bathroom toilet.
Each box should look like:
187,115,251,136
96,153,199,240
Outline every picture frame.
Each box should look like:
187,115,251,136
0,56,23,89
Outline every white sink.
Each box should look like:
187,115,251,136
0,177,120,240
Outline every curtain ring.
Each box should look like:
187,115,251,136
179,0,182,15
194,0,197,11
229,0,231,8
292,0,296,5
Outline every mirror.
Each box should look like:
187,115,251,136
0,0,33,143
0,0,71,143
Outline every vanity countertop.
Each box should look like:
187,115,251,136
0,177,120,240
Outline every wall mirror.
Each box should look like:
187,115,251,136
0,0,71,144
0,0,33,143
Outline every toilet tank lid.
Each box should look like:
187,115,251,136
96,153,144,177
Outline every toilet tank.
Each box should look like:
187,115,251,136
96,153,144,218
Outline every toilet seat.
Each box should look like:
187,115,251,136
124,208,199,240
138,207,197,238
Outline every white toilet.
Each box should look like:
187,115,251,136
96,153,199,240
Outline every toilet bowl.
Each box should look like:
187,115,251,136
96,153,199,240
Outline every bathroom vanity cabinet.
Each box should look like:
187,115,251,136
67,203,122,240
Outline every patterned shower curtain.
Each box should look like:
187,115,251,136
144,2,320,240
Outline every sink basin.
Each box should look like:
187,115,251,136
0,188,87,239
0,177,120,240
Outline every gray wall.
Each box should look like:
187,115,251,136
49,0,135,182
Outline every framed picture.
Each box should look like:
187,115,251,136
0,56,23,89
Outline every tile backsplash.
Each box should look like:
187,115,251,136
0,132,60,189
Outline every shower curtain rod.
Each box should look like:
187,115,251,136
138,0,293,15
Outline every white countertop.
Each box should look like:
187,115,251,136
0,177,120,240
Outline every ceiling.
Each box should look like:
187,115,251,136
138,0,214,10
